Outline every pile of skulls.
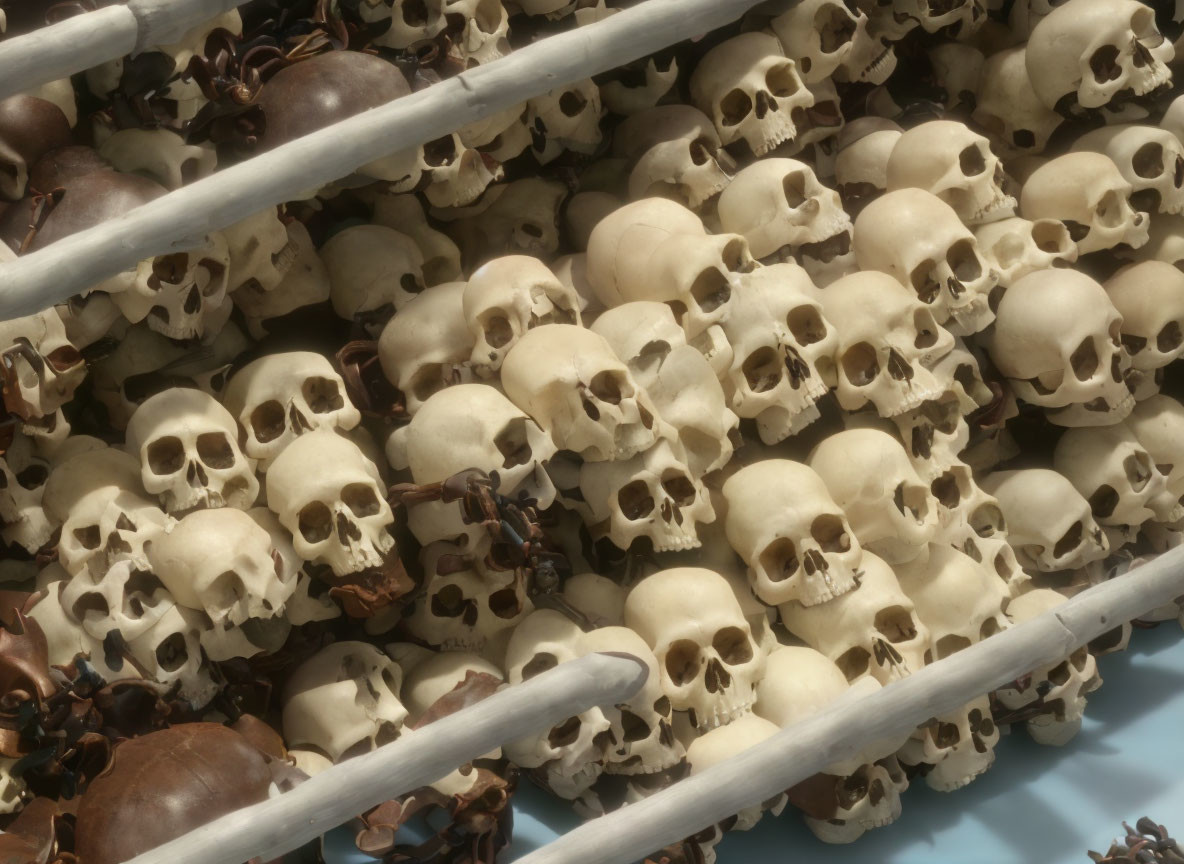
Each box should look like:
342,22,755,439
4,0,1184,859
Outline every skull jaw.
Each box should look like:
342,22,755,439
753,383,827,445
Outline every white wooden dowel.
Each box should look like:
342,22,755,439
121,651,647,864
516,545,1184,864
0,0,772,321
0,0,245,103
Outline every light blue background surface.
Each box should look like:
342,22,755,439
326,624,1184,864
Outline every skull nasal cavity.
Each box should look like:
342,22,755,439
958,145,986,176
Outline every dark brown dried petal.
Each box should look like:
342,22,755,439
410,672,502,731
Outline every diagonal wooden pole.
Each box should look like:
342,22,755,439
515,546,1184,864
0,0,774,321
121,651,647,864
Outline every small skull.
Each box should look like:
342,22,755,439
320,225,427,334
973,217,1078,290
973,47,1064,158
1075,124,1184,216
1104,262,1184,373
0,308,86,422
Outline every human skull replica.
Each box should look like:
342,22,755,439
755,647,910,843
585,198,754,344
146,507,296,630
1025,0,1172,114
972,217,1078,290
125,387,259,513
898,694,1000,792
1126,395,1184,520
1053,421,1180,532
834,119,901,216
885,121,1016,226
716,264,837,443
1020,152,1149,254
0,433,53,552
377,282,475,415
1075,125,1184,216
577,436,715,553
97,127,217,190
463,255,581,376
320,225,427,332
266,429,394,577
396,383,558,546
223,207,296,295
808,428,939,565
981,469,1110,572
994,589,1102,746
123,602,218,703
819,270,957,418
501,324,664,462
717,159,851,263
779,551,929,685
368,192,463,286
0,308,86,422
1104,262,1184,378
526,79,603,165
501,610,614,799
59,556,175,647
986,268,1134,427
689,32,814,157
224,352,361,468
973,47,1064,158
685,713,785,834
722,460,862,607
56,485,169,582
283,642,407,762
854,189,999,336
768,0,896,86
624,568,767,733
591,302,738,475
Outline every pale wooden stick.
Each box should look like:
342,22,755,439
121,651,647,864
0,0,244,103
516,545,1184,864
0,0,770,321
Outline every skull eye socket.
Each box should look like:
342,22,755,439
559,89,589,117
1157,320,1183,353
1132,141,1165,179
979,617,1003,640
893,482,929,523
423,135,458,167
765,63,799,98
930,471,961,508
45,345,83,372
522,652,558,680
947,239,982,282
620,709,652,742
401,0,429,26
664,639,701,685
712,626,753,665
618,480,656,520
73,525,102,550
155,632,190,672
298,501,333,543
958,144,987,176
1123,450,1152,491
934,633,972,659
408,364,447,403
835,646,870,680
494,418,532,469
303,376,346,413
488,586,524,619
783,171,807,208
151,253,191,286
787,306,827,345
909,261,941,305
250,400,286,443
1089,44,1122,83
15,464,47,489
661,473,697,506
841,342,879,386
1069,337,1099,381
815,3,856,53
1088,484,1119,519
342,483,382,517
196,432,235,469
430,583,467,617
1053,520,1084,558
480,314,514,349
811,513,851,552
146,436,185,475
759,537,799,582
719,89,753,126
689,267,732,314
589,370,625,405
1094,189,1127,228
1031,219,1069,253
970,503,1005,537
875,606,918,643
547,716,583,748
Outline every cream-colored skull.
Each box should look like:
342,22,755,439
834,118,902,216
57,487,169,584
147,507,295,628
98,127,217,190
770,0,895,86
886,121,1016,226
779,551,928,686
973,47,1064,158
232,223,330,335
398,383,557,546
368,192,463,286
689,32,814,157
500,323,662,462
224,352,361,468
359,0,446,48
723,459,861,607
585,198,754,343
1020,152,1149,253
591,302,739,475
898,694,999,791
985,268,1134,426
854,189,999,335
600,55,680,117
996,588,1101,745
0,308,86,422
1104,261,1184,371
717,159,851,261
442,0,511,67
223,207,295,295
1075,125,1184,216
808,428,939,565
981,468,1110,571
685,713,784,832
973,217,1078,289
1053,421,1179,528
526,79,603,165
283,641,407,762
625,567,768,733
435,177,567,263
1127,395,1184,513
1026,0,1172,113
820,270,956,418
320,225,426,333
0,433,51,552
464,255,581,376
578,436,715,553
717,264,837,443
377,282,474,415
125,387,259,513
124,603,217,704
614,105,735,211
266,429,395,576
501,610,613,798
